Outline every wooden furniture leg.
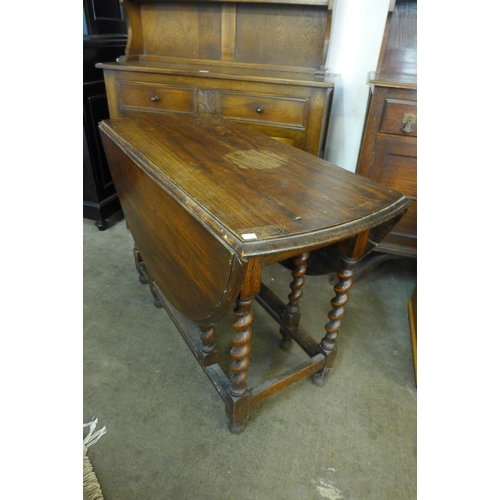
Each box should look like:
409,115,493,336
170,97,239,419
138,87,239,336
225,295,254,433
280,252,310,349
313,255,356,386
199,324,219,367
225,259,263,433
134,246,163,308
133,245,148,284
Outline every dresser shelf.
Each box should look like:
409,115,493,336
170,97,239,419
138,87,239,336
97,0,336,156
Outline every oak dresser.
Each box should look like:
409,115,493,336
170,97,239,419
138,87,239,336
96,0,337,157
356,0,417,262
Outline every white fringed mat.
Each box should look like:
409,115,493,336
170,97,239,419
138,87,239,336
83,418,107,500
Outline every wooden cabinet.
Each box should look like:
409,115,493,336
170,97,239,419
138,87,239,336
357,0,417,259
83,0,127,230
358,86,417,254
97,0,336,157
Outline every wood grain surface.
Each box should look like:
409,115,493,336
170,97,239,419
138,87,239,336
99,113,408,259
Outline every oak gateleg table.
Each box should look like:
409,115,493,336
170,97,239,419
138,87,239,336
99,113,410,433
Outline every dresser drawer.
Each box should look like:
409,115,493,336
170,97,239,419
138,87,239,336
380,98,417,137
117,81,196,114
217,91,307,128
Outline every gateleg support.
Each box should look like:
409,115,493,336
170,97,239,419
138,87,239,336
312,231,372,386
313,253,357,386
225,258,263,432
280,252,310,349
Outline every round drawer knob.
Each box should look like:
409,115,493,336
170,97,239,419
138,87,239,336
150,95,160,102
256,106,264,113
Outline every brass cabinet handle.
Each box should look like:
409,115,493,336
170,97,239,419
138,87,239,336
256,106,264,113
150,95,160,102
401,113,416,134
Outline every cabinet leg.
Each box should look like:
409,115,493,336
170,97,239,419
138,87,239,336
95,219,108,231
313,256,355,386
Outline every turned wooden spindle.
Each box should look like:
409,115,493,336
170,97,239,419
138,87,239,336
280,252,309,348
229,296,254,397
321,256,355,352
200,324,216,355
133,246,149,284
314,256,356,386
285,252,310,317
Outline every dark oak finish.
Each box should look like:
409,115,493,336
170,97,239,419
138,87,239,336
99,113,410,432
96,0,336,157
83,0,127,229
356,0,417,268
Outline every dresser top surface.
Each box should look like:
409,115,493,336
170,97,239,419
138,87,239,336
99,114,408,257
96,61,336,87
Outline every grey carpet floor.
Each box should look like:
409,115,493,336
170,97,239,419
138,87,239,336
84,215,417,499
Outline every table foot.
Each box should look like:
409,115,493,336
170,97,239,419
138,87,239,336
279,327,293,350
312,371,329,387
95,219,108,231
225,392,251,434
228,422,245,434
150,283,163,308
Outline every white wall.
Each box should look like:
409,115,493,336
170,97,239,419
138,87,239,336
324,0,391,172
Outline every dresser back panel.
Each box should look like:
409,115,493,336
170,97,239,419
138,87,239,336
141,2,223,59
234,4,327,68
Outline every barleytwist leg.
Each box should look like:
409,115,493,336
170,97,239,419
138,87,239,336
285,252,309,317
280,252,310,349
197,324,219,367
226,296,254,433
229,297,254,397
200,324,216,355
313,256,356,386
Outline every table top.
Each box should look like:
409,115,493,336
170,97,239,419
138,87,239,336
99,114,409,258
